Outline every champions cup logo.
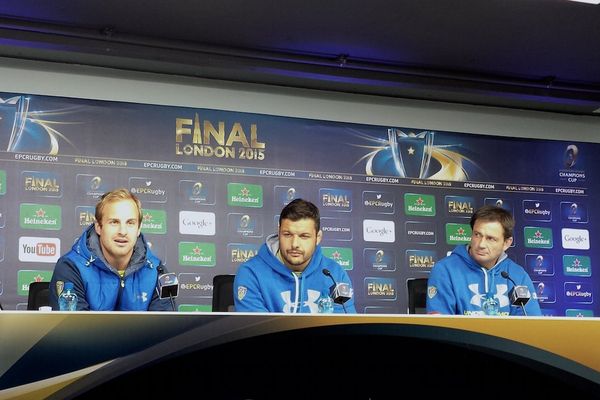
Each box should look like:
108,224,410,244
564,144,578,168
228,212,263,238
536,255,544,268
90,176,102,191
365,248,395,271
239,214,250,229
175,114,266,160
192,182,203,196
559,144,586,183
537,282,545,296
286,187,296,202
560,201,587,223
388,128,434,178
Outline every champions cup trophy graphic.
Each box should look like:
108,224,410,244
387,128,434,178
0,95,30,151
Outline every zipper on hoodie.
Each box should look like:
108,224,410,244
114,276,125,310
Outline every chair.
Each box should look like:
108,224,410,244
27,281,50,310
212,274,235,312
407,278,428,314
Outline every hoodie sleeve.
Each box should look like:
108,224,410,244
49,256,90,311
426,260,456,315
233,263,269,312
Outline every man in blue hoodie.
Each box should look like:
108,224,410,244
234,198,356,313
49,188,173,311
427,205,541,316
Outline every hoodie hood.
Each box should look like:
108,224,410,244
452,244,509,276
71,224,158,276
452,244,511,295
261,233,324,279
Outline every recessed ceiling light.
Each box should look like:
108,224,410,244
567,0,600,4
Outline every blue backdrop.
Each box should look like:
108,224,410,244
0,91,596,315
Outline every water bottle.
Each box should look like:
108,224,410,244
318,291,334,314
58,282,78,311
482,295,499,316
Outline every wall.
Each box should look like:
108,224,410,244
1,57,599,143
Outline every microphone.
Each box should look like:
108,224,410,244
157,266,179,311
501,271,530,316
322,269,352,313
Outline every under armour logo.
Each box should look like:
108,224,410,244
280,289,321,313
281,291,295,313
469,284,484,307
305,289,320,313
495,284,509,307
469,283,509,308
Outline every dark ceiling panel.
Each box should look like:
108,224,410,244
0,0,599,116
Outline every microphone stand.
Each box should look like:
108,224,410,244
157,266,178,311
520,303,527,317
169,294,176,312
322,268,348,314
501,271,528,316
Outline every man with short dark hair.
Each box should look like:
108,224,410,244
234,198,356,313
427,205,542,316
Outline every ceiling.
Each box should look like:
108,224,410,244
1,0,600,116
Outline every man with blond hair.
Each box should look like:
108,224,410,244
49,188,173,311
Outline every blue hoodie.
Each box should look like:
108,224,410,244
49,225,173,311
426,245,542,316
234,234,356,313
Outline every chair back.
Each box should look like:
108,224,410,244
407,278,428,314
212,274,235,312
27,281,50,310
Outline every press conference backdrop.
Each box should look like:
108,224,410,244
0,91,597,315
